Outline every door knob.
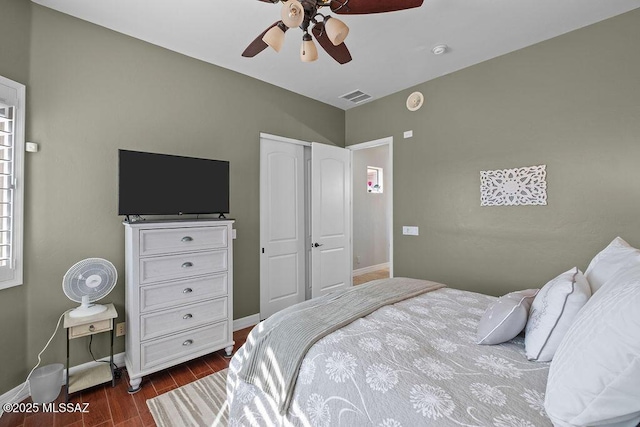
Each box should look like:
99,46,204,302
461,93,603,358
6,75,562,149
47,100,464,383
313,242,323,248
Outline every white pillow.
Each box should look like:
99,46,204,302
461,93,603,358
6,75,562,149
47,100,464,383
524,267,591,362
545,260,640,427
476,289,538,345
585,236,640,293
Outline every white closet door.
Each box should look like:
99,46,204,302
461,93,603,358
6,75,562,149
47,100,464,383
311,142,352,298
259,137,306,319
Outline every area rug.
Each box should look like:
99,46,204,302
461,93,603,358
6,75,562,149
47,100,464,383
147,368,229,427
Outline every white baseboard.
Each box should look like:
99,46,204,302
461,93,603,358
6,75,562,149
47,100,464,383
353,262,390,276
0,380,30,414
233,313,260,331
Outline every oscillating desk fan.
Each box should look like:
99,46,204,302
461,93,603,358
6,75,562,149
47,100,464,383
63,258,118,318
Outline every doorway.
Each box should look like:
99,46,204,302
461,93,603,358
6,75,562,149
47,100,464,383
349,137,393,286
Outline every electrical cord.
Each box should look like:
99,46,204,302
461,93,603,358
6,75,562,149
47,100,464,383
2,309,70,410
88,334,119,374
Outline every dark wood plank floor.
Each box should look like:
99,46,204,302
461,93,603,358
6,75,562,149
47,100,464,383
0,326,253,427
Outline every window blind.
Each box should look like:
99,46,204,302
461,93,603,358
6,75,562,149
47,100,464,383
0,104,14,268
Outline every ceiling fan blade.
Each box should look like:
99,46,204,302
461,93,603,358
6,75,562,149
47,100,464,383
330,0,423,14
312,23,352,64
242,21,284,58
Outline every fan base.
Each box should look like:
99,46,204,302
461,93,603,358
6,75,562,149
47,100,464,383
69,303,108,318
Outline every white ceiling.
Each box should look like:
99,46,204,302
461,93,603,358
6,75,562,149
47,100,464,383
31,0,640,110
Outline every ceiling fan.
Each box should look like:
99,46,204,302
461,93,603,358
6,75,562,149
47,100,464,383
242,0,424,64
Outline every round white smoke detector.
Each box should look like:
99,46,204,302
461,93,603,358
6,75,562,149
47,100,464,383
432,44,449,55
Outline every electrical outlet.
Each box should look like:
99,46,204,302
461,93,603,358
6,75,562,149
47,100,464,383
116,322,126,337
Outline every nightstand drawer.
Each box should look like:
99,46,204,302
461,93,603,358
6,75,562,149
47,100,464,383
140,273,228,313
139,226,227,256
139,250,227,285
140,298,228,341
68,319,112,339
140,322,229,370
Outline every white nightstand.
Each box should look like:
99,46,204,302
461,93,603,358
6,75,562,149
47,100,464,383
63,303,118,401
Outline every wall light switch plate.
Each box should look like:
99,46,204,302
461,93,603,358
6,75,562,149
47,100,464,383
403,130,413,139
232,229,237,239
402,226,419,236
25,142,39,152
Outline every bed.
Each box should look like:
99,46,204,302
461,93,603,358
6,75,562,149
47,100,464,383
227,277,552,426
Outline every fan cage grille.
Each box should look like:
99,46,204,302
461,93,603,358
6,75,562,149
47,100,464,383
62,258,118,303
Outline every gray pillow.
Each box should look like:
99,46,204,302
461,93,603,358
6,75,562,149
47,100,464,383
476,289,539,345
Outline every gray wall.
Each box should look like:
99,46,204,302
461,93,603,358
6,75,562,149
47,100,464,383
0,0,31,393
0,3,344,394
346,9,640,295
353,145,390,270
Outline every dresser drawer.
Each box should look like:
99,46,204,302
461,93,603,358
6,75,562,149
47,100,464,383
139,250,227,285
140,273,228,313
140,322,229,370
139,226,227,256
68,319,112,339
140,298,228,341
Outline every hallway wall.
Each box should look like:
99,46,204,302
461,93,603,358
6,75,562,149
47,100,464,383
352,144,390,270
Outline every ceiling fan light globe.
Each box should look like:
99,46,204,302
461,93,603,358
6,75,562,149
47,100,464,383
325,16,349,46
281,1,304,28
300,38,318,62
262,25,286,52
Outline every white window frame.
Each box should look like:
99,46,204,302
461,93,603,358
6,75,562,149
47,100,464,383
0,76,25,290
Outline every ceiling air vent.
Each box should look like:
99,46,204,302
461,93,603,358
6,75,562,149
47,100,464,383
340,90,372,104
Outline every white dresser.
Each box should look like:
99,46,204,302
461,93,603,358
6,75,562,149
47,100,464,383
123,219,234,392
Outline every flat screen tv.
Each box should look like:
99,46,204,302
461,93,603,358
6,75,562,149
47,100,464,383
118,149,229,216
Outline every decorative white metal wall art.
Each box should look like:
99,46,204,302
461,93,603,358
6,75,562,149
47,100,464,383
480,165,547,206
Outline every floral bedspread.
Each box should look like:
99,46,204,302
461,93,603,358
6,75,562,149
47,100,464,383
227,285,552,427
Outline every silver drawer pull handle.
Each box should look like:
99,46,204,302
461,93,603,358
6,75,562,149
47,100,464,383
181,236,193,242
183,288,193,294
183,314,193,320
181,262,193,268
183,339,193,346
